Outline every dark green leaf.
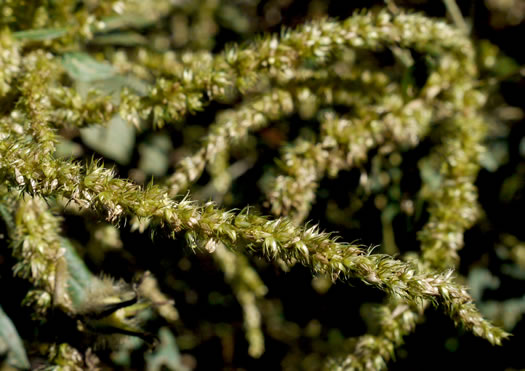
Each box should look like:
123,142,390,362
13,28,67,41
138,134,172,176
0,203,15,232
61,238,95,307
0,305,30,370
81,115,135,165
146,328,189,371
91,32,148,46
62,52,116,82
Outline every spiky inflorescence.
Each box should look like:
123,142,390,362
11,196,62,294
213,243,268,358
0,4,511,369
0,115,508,346
326,72,491,371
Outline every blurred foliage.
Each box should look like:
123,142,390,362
0,305,30,370
0,0,524,370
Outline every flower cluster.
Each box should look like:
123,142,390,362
0,2,511,369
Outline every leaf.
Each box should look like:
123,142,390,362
55,139,83,159
0,305,30,370
13,28,67,41
419,157,442,191
81,114,135,165
61,238,93,288
62,52,116,82
100,14,160,32
138,134,172,176
114,75,150,96
479,141,508,172
63,50,148,96
480,296,525,330
146,328,189,371
61,238,95,307
467,267,500,302
64,52,140,165
91,32,148,46
0,202,15,232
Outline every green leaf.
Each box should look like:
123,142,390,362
55,139,83,159
138,134,172,176
0,202,15,232
479,141,508,172
480,296,525,330
419,157,442,191
61,238,93,288
146,328,189,371
61,238,95,307
91,32,148,46
13,28,67,41
467,267,500,302
81,114,135,165
62,52,116,82
100,14,160,31
0,305,30,370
